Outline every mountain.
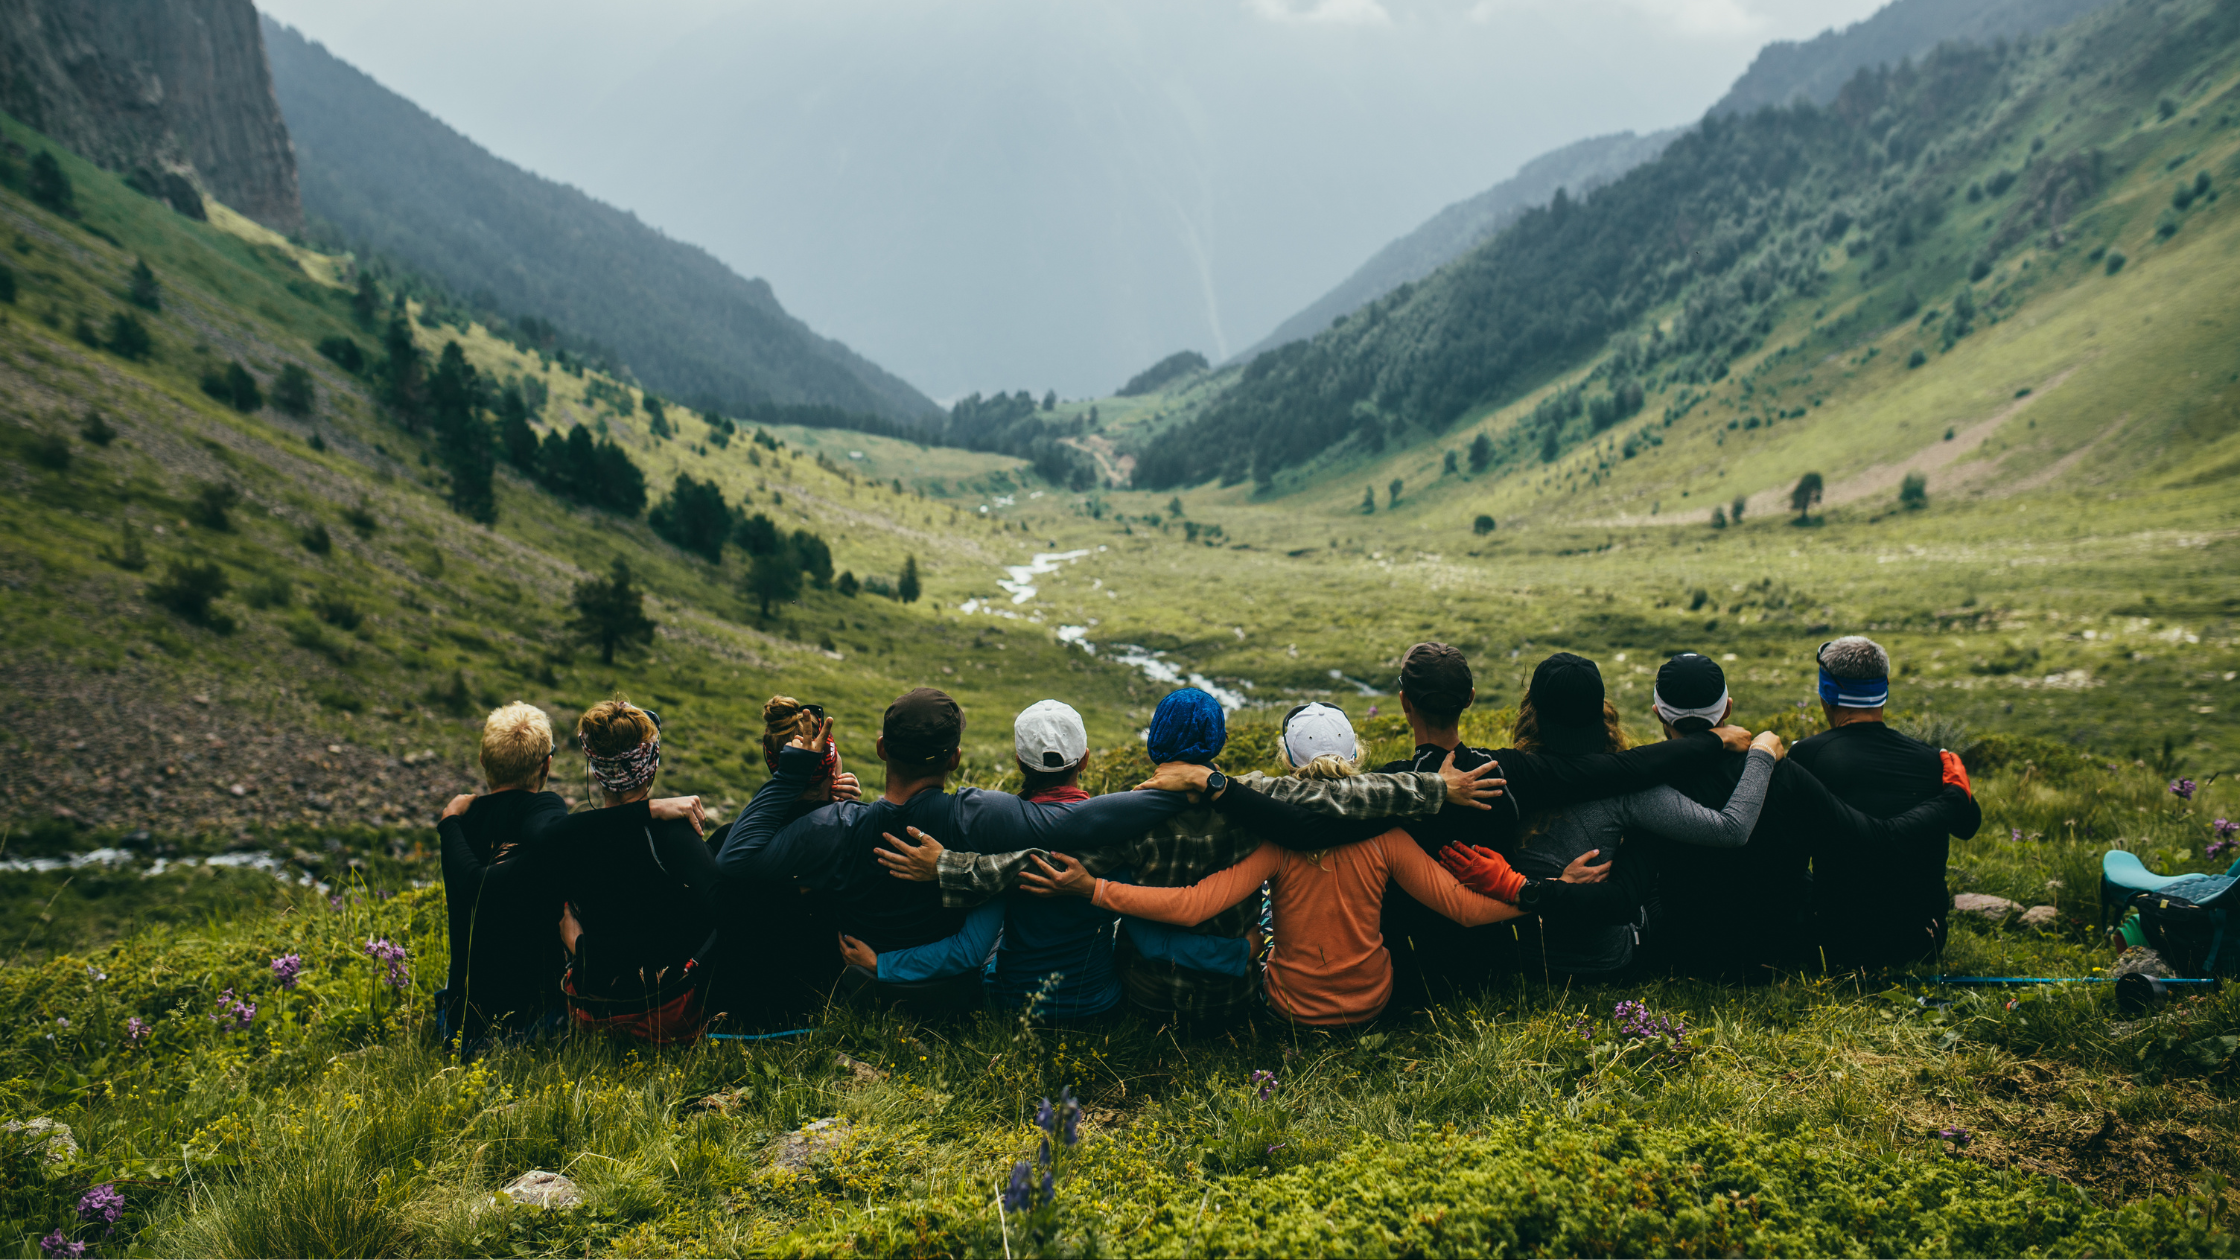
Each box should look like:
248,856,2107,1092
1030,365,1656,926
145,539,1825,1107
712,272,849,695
1134,0,2240,494
259,17,939,426
1236,129,1683,362
1712,0,2123,117
0,0,299,230
1240,0,2129,364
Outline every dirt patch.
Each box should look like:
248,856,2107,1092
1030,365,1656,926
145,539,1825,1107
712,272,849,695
0,658,480,839
1905,1060,2235,1208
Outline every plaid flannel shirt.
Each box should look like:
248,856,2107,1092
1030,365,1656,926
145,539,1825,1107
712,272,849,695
931,769,1447,1019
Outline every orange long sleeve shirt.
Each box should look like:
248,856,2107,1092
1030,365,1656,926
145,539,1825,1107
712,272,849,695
1089,829,1523,1027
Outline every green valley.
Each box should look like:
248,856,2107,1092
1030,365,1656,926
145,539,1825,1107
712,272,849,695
1,0,2238,1255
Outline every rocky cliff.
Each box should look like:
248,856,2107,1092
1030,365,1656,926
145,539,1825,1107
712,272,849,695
0,0,299,231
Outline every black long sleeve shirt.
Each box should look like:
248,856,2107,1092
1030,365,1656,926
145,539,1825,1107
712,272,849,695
1377,730,1727,858
1787,722,1982,960
542,802,724,999
436,789,569,1043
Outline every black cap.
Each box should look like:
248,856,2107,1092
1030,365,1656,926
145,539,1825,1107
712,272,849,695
1655,652,1726,708
882,687,963,768
1527,652,1605,729
1398,642,1474,722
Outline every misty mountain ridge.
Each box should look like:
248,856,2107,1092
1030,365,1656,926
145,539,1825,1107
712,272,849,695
1243,0,2128,363
260,17,938,426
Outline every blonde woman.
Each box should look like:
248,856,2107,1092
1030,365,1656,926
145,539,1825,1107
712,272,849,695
1021,703,1530,1028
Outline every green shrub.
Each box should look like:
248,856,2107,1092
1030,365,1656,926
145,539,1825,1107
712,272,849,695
28,432,69,470
242,574,293,610
309,590,363,631
145,560,232,632
186,482,239,530
104,312,151,360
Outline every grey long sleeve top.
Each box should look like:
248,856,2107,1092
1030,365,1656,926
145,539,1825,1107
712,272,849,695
1518,747,1777,975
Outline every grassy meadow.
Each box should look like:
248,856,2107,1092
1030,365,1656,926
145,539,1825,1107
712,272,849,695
1,7,2239,1254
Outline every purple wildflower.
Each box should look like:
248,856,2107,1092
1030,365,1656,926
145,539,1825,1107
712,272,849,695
2170,779,2198,801
1040,1168,1055,1204
1001,1161,1035,1212
1251,1069,1279,1102
328,894,343,909
362,937,409,989
38,1230,85,1259
2010,828,2023,843
124,1016,148,1043
54,1017,68,1029
210,988,257,1032
1033,1088,1080,1147
1366,705,1380,717
84,964,107,983
270,953,303,990
2209,819,2238,861
77,1184,124,1231
1613,1000,1690,1062
1933,1126,1972,1147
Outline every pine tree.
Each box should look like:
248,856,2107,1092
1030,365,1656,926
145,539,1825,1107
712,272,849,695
1388,478,1403,507
1443,450,1459,475
1468,432,1494,474
898,555,922,603
127,260,161,311
1360,486,1375,514
1900,472,1928,511
745,546,802,616
570,559,656,664
1730,494,1746,525
28,152,75,217
273,364,315,417
1789,472,1824,521
351,272,380,328
428,342,495,523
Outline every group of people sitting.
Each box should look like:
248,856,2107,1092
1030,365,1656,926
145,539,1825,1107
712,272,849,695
433,634,1980,1051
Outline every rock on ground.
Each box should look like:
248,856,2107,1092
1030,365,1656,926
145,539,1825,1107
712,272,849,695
2017,904,2060,929
769,1117,851,1173
1953,892,2023,919
497,1169,580,1209
2110,946,2174,980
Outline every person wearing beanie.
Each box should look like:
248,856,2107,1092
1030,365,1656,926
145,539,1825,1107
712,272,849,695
873,686,1512,1028
1377,642,1755,1001
1524,653,1983,980
1020,702,1529,1028
1787,636,1983,969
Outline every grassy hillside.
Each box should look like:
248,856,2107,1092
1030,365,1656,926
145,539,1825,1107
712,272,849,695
0,108,1179,874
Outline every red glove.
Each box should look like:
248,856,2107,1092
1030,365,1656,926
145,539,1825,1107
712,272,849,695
1940,749,1972,796
1437,844,1525,903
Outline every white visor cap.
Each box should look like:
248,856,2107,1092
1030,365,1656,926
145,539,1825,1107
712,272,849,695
1283,702,1358,767
1014,699,1089,772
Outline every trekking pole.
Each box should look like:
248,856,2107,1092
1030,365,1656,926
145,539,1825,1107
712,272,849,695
1923,975,2216,985
706,1027,817,1041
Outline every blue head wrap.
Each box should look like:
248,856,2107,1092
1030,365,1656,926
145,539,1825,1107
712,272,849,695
1816,642,1890,708
1146,687,1226,764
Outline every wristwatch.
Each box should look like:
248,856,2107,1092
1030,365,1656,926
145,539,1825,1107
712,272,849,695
1202,769,1229,799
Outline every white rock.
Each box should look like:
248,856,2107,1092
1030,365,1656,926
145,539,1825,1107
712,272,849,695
1953,893,2023,919
2017,905,2060,930
769,1117,852,1173
2110,947,2174,980
1,1119,76,1165
496,1169,580,1210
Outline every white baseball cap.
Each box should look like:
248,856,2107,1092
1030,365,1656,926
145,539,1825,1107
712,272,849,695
1282,702,1357,767
1014,699,1089,771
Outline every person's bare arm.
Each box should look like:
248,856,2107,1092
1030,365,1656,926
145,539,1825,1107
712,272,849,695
647,796,707,836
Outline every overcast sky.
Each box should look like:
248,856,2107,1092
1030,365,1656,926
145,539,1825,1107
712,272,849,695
256,0,1888,400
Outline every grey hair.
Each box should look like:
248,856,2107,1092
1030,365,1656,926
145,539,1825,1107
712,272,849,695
1821,635,1891,680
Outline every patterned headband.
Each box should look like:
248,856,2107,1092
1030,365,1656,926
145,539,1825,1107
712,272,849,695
580,729,661,794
